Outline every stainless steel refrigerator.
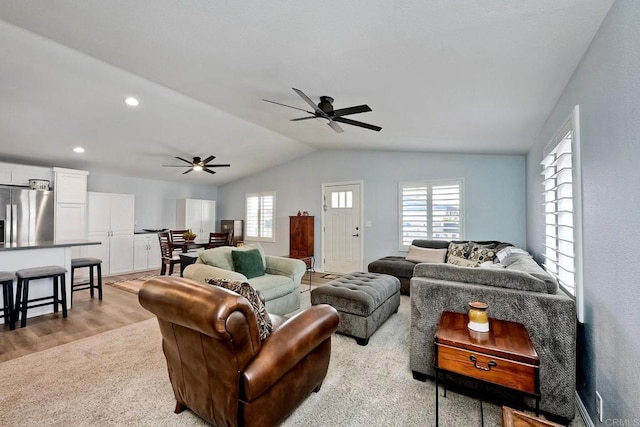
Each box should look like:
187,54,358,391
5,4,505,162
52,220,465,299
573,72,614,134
0,186,54,245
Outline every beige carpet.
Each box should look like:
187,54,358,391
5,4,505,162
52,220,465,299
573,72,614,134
0,294,584,426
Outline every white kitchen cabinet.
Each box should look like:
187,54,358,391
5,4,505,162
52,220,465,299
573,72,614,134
85,192,135,275
52,168,88,261
133,233,161,271
176,198,216,244
53,167,88,204
0,162,52,186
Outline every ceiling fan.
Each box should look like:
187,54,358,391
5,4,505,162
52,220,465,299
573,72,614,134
162,155,230,175
263,88,382,133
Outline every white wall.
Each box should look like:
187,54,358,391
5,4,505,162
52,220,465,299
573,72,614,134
526,0,640,422
88,171,217,230
218,149,526,268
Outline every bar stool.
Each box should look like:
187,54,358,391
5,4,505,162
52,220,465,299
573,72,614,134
71,257,103,302
0,271,15,330
15,266,67,328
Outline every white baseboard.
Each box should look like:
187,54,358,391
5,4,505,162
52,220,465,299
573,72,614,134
576,391,595,427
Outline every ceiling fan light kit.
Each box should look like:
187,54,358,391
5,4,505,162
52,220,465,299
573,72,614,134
162,155,230,175
263,88,381,133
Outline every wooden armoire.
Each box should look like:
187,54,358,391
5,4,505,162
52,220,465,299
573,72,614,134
289,216,314,259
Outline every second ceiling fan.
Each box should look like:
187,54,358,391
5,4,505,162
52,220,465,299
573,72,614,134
263,88,381,133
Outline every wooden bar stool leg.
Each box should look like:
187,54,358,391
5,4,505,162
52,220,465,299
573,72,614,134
89,266,95,298
14,279,22,327
97,263,103,300
53,276,59,313
60,274,68,318
7,281,15,330
20,279,29,328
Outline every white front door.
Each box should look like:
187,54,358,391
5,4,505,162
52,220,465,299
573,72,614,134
323,183,362,273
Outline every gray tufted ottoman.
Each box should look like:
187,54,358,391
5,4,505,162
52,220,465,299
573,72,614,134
311,272,400,345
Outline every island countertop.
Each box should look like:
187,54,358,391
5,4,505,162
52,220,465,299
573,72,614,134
0,240,101,251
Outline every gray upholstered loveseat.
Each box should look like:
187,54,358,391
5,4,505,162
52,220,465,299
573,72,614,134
409,252,577,421
182,243,306,315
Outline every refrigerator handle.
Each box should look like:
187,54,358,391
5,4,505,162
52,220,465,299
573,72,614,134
5,204,11,244
11,204,17,244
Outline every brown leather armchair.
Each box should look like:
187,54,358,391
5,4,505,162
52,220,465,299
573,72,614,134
139,276,339,427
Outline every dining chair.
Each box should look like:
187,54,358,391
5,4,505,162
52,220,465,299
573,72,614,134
158,232,180,275
208,232,230,249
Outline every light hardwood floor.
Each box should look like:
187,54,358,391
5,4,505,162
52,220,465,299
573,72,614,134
0,270,337,363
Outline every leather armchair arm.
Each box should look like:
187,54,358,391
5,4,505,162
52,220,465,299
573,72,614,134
241,304,339,401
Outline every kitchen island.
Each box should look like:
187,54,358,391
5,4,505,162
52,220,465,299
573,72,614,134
0,240,101,320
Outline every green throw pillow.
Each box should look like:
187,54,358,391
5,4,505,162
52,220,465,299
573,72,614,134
231,248,265,279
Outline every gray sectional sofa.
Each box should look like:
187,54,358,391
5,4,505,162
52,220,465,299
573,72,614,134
367,239,512,295
406,242,576,421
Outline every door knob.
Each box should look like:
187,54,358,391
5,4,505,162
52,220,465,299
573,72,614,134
352,233,359,237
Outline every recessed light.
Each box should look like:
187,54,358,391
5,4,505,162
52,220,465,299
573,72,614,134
124,97,139,107
73,147,85,153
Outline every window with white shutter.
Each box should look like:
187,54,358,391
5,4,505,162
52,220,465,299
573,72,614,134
399,180,463,249
541,105,583,321
246,192,275,242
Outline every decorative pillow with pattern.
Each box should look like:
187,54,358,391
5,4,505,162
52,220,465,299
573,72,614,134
447,242,469,260
206,278,273,340
446,254,479,267
469,245,497,264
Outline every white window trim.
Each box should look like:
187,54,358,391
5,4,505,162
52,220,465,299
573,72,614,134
398,178,465,251
541,105,584,322
245,191,276,243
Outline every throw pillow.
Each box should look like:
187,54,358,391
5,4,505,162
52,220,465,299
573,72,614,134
446,254,479,267
231,248,265,279
469,245,497,264
405,246,447,263
206,278,273,340
447,242,469,260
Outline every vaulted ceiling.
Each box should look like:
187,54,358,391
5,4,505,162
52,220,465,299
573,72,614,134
0,1,614,184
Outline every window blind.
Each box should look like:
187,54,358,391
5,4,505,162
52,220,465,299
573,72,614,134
399,180,462,248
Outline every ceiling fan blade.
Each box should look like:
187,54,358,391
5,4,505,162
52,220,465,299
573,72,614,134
332,104,372,117
202,155,215,164
290,116,318,121
263,98,314,114
292,88,323,114
204,164,230,168
292,88,344,132
327,120,344,133
333,117,382,132
175,156,193,165
162,165,191,167
203,168,216,175
182,168,193,175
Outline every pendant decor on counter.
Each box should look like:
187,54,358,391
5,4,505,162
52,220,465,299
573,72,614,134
467,301,490,332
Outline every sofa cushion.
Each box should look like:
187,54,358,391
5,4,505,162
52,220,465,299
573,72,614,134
446,255,479,267
405,246,447,263
206,279,273,340
198,244,267,272
232,248,265,279
368,256,417,278
505,254,558,294
248,274,297,301
411,240,451,250
413,263,548,293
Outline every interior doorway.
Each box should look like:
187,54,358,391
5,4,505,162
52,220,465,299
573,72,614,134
321,181,363,273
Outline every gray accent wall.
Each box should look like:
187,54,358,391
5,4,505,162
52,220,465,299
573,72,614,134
217,149,526,268
526,1,640,423
88,171,217,230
